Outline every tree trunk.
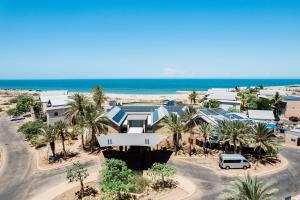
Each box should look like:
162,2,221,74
233,141,237,154
90,128,96,153
61,133,67,158
162,174,165,188
189,132,193,157
79,179,84,199
173,133,178,155
81,133,85,150
49,141,56,157
258,147,262,164
203,138,207,157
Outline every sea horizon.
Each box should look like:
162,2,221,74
1,78,300,94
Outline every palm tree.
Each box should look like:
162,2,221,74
240,93,249,111
216,120,251,154
82,103,108,152
182,106,197,156
220,173,278,200
251,123,279,163
162,113,185,155
271,92,282,118
92,85,107,111
64,93,87,148
188,91,198,104
54,121,71,158
197,122,213,156
41,125,56,157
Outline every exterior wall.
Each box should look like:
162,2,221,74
219,102,241,111
284,101,300,118
107,122,121,133
285,133,300,146
46,108,70,126
42,102,48,112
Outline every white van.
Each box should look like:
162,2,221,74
219,154,251,169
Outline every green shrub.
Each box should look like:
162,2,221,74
228,107,240,113
6,108,21,116
18,120,45,141
148,163,175,190
204,99,220,108
16,96,35,114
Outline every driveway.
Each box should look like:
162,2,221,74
1,111,300,200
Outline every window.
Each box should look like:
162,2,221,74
107,139,112,145
243,160,249,163
54,112,58,117
145,139,150,145
224,160,241,163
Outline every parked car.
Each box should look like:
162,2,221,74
10,116,25,121
219,154,251,169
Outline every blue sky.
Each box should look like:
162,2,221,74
0,0,300,79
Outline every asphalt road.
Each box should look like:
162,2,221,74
1,111,300,200
0,113,35,200
0,113,99,200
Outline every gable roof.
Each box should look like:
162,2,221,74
248,110,275,120
104,105,185,127
48,95,72,107
207,92,237,101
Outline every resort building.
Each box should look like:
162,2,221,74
280,96,300,118
197,108,247,125
206,91,241,111
258,89,288,99
38,91,71,125
39,90,69,112
247,110,275,121
285,129,300,147
97,105,186,148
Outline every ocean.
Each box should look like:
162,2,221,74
0,79,300,94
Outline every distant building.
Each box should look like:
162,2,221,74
247,110,275,121
258,89,288,99
38,91,71,125
281,96,300,118
285,129,300,147
206,91,241,111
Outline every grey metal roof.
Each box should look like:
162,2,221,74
104,105,185,127
284,96,300,101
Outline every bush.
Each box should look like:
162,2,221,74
16,96,35,114
289,116,299,122
204,99,220,108
148,163,176,190
100,159,149,199
228,107,240,113
6,108,22,116
0,107,3,112
18,120,45,141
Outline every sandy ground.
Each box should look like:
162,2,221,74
52,178,190,200
36,138,100,170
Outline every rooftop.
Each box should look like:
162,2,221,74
248,110,275,120
104,105,186,127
